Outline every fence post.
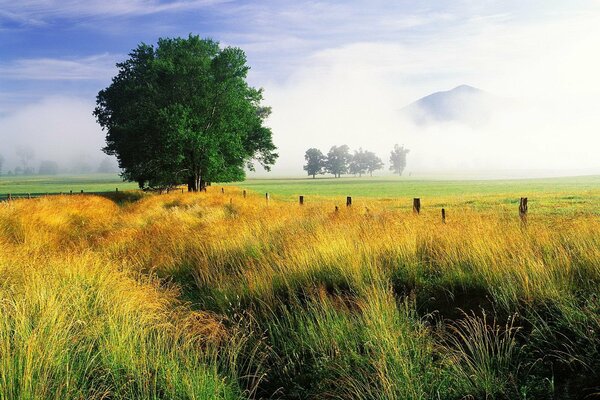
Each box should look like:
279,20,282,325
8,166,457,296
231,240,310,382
221,187,225,194
243,190,247,198
70,190,73,195
181,188,184,194
335,205,339,213
7,193,11,201
441,208,446,223
299,195,304,205
519,197,528,223
413,198,421,214
28,193,31,199
265,192,270,204
116,188,119,193
81,190,84,194
346,196,352,207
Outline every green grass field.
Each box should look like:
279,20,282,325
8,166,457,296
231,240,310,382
2,174,599,214
226,175,600,215
228,175,600,198
0,174,138,196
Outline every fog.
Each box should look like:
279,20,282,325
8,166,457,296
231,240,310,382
2,7,600,179
0,96,118,174
252,11,600,178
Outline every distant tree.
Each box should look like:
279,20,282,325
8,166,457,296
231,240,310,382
348,148,383,177
349,148,368,177
389,144,410,176
303,148,326,178
38,160,59,175
0,154,4,175
364,150,384,177
325,145,351,178
14,166,23,175
69,156,93,174
16,145,35,175
97,157,119,173
94,35,277,191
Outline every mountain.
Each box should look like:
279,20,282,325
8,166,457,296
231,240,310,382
401,85,496,126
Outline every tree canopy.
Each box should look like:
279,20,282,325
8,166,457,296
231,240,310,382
349,148,383,177
325,145,351,178
389,144,410,176
94,35,277,191
303,148,326,178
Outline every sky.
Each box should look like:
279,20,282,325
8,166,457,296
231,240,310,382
1,0,600,177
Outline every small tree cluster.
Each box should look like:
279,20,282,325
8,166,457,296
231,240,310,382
303,145,385,178
389,144,410,176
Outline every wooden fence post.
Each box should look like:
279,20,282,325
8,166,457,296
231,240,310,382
335,205,339,213
265,192,270,204
299,195,304,205
81,190,84,194
519,197,528,223
346,196,352,207
243,190,247,198
441,208,446,224
70,190,73,195
27,193,31,199
181,188,184,194
116,188,119,193
7,193,11,201
221,187,225,194
413,198,421,214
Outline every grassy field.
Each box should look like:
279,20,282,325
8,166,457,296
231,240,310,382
0,174,138,196
226,175,600,216
0,178,599,399
228,175,600,198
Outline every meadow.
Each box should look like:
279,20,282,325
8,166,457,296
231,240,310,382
0,174,138,197
0,178,599,399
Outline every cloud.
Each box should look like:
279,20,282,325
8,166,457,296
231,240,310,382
0,54,119,80
0,0,228,25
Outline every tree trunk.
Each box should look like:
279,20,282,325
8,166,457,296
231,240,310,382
187,170,202,192
187,176,196,192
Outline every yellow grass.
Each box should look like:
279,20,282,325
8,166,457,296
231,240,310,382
0,187,599,398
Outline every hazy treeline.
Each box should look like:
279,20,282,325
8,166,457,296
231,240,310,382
304,144,410,178
0,146,119,176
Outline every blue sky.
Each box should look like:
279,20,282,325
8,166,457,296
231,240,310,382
1,1,600,175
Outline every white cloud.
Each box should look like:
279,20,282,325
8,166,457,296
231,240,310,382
0,54,119,80
0,0,227,23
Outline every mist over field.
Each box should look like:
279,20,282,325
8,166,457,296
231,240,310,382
1,1,600,178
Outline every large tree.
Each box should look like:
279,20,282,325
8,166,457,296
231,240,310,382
325,145,351,178
94,35,277,191
389,144,410,176
303,148,326,178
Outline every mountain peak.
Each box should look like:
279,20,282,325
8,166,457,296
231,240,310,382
451,84,481,92
401,85,493,126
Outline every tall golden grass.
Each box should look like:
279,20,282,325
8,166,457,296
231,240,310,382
0,188,599,399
